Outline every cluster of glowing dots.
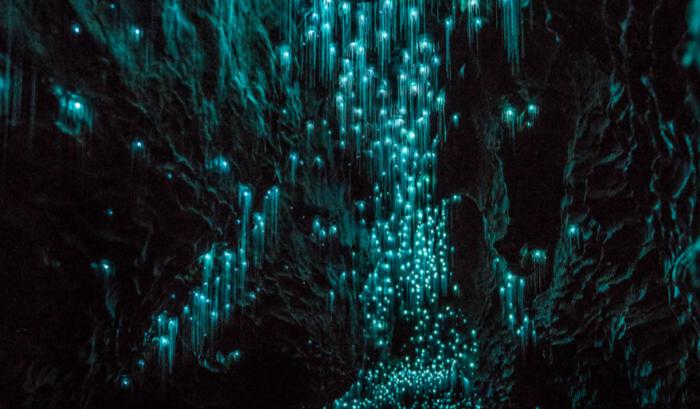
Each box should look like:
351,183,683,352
334,306,482,408
355,199,457,348
501,101,540,146
494,256,536,348
273,1,503,406
137,0,532,402
290,0,458,334
146,185,279,373
283,0,528,83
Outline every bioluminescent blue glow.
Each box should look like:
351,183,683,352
118,375,132,390
500,0,525,73
501,100,541,145
153,312,178,375
207,155,231,174
463,0,483,48
263,186,280,249
135,1,536,405
91,259,115,278
144,182,283,371
53,86,93,136
566,224,582,254
494,256,536,349
334,306,482,408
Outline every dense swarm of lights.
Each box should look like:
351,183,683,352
107,0,539,403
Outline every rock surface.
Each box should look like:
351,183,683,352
0,1,699,408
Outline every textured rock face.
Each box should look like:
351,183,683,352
1,1,358,407
1,1,699,408
467,1,700,408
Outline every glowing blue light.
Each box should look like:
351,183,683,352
53,86,93,136
503,106,516,120
131,139,145,151
130,26,144,42
567,224,582,253
208,155,231,174
91,259,114,277
119,375,131,389
142,1,532,403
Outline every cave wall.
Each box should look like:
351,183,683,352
1,0,700,408
456,1,700,408
0,1,361,407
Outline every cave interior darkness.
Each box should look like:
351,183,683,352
1,1,700,408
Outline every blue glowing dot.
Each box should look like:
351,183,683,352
71,23,81,35
91,259,114,276
209,155,231,174
119,375,131,389
452,113,460,127
131,139,144,151
105,208,114,217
